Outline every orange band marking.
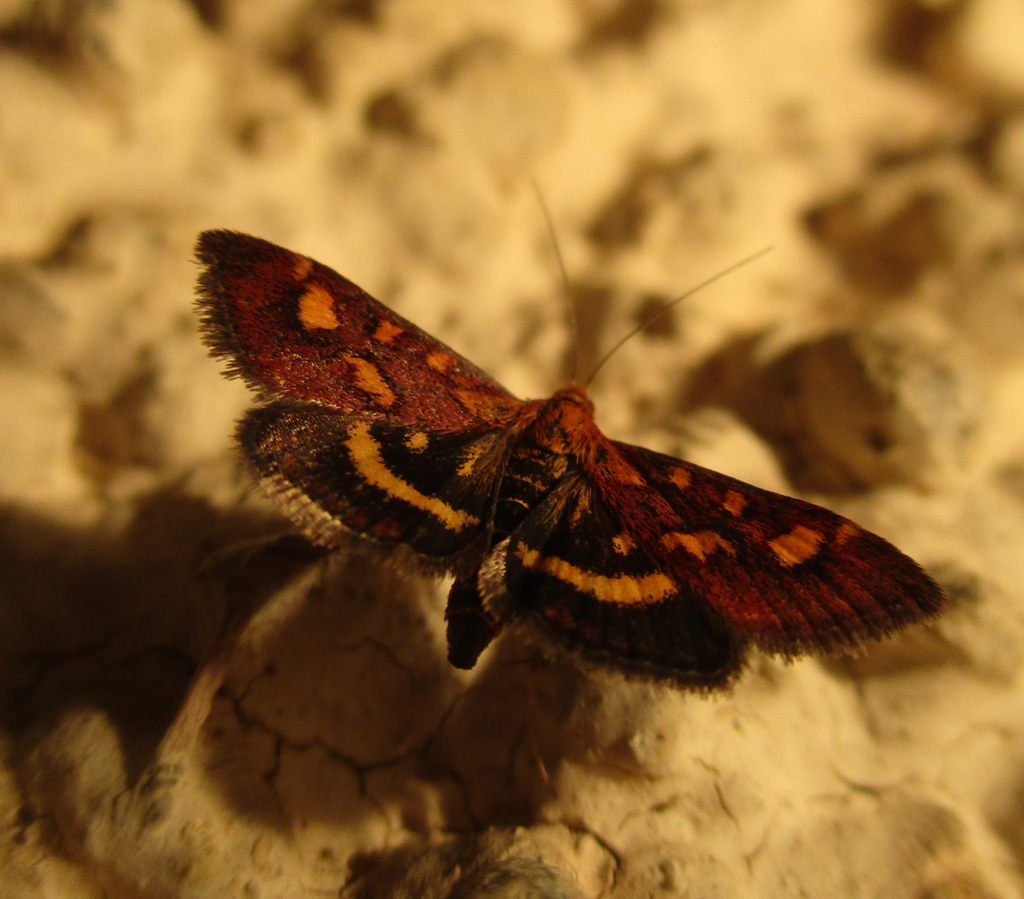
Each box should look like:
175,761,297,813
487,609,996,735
515,543,676,605
345,423,478,531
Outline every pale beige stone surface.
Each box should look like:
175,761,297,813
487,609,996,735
1,1,1023,897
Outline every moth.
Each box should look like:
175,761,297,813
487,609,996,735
195,230,944,687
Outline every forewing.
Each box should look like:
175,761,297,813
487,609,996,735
196,230,521,429
483,473,744,687
241,402,517,567
597,442,945,656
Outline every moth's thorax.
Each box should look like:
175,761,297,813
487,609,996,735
490,385,597,541
526,384,599,459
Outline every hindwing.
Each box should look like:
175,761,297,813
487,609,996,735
482,473,744,686
240,402,518,566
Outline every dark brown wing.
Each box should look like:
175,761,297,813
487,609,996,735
240,402,519,568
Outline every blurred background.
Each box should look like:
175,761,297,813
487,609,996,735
1,2,1024,897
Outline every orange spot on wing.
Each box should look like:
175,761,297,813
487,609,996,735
662,530,735,561
769,525,824,567
298,284,340,330
723,490,747,516
373,320,404,344
293,257,313,280
405,431,429,451
427,352,455,372
342,354,396,407
456,440,489,476
835,522,859,546
667,466,692,489
612,533,635,555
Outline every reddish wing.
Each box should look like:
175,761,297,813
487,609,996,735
591,442,944,656
491,434,942,682
195,230,522,430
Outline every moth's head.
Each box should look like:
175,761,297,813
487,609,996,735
549,382,593,412
527,383,598,457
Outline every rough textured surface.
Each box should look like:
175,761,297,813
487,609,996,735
1,1,1023,897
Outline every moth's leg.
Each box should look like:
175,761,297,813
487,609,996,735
445,573,500,669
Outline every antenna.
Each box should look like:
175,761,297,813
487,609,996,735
583,246,774,386
530,179,580,384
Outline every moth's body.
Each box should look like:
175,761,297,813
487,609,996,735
449,385,609,668
196,230,945,686
494,385,592,523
